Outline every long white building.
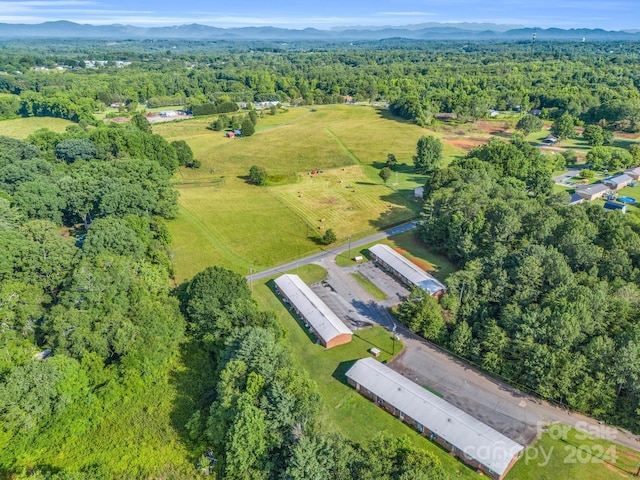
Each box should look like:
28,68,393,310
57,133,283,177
346,358,524,480
274,274,352,348
369,244,446,296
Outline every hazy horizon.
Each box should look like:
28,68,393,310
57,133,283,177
0,1,636,31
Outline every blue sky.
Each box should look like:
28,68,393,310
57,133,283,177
0,0,637,30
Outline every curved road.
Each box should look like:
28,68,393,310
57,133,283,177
248,221,417,281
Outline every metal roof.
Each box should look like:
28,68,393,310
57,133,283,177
369,244,446,295
274,274,352,343
605,174,633,186
346,358,524,477
576,183,609,195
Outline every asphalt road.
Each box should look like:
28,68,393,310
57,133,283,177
248,221,417,281
391,329,640,451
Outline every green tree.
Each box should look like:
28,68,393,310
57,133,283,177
184,266,256,351
12,181,64,224
248,165,267,186
579,169,595,180
583,124,605,146
248,109,258,126
516,114,543,135
321,228,337,245
171,140,195,167
54,138,97,163
449,321,473,357
386,153,398,169
413,136,442,174
551,113,576,140
379,167,392,184
241,117,255,137
397,288,445,341
130,113,152,134
210,116,227,131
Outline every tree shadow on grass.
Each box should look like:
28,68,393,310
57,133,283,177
375,108,416,125
370,162,416,174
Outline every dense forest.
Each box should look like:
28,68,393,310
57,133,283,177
1,40,640,130
396,135,640,431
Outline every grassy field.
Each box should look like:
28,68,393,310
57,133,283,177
0,116,74,139
164,105,452,281
351,271,387,300
508,425,640,479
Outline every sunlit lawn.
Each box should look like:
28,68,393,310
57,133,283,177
0,116,74,139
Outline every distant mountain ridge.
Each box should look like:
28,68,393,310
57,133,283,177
0,20,638,41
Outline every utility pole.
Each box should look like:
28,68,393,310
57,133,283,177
348,234,351,259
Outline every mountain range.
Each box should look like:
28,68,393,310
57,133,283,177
0,21,639,41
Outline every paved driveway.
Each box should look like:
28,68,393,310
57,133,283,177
552,168,581,186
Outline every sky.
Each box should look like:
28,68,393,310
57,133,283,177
0,0,637,30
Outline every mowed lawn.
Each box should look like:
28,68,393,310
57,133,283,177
507,425,640,480
0,116,75,139
171,178,312,281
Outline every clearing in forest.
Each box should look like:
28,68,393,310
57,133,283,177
0,116,75,139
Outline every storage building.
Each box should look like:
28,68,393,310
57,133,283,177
369,244,446,297
274,274,352,348
346,358,524,480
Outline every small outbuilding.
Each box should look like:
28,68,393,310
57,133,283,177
604,201,627,213
414,186,424,198
346,358,524,480
274,274,352,349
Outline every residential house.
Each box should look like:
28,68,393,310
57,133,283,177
603,174,633,191
575,183,609,201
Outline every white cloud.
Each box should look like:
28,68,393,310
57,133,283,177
379,11,435,16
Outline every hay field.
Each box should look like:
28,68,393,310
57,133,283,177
0,117,74,139
163,105,465,280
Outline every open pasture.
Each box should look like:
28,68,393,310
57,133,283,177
164,105,440,280
0,116,74,139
